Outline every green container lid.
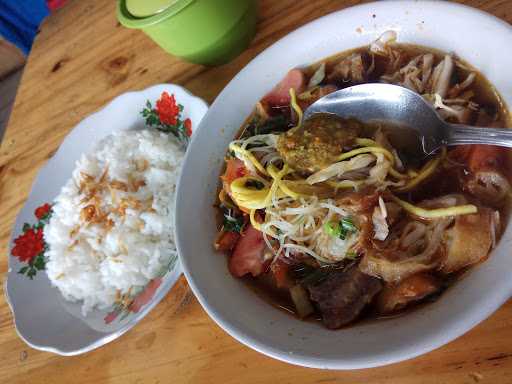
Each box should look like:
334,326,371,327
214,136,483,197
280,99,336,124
126,0,193,18
118,0,257,65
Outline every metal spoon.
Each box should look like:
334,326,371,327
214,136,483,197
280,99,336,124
303,83,512,155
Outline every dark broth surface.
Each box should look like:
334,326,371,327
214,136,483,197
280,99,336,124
311,44,510,126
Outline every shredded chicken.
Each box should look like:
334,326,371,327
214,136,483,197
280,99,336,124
376,44,479,125
433,94,473,123
308,63,326,88
432,55,454,98
448,72,476,98
370,30,397,56
372,197,389,241
327,53,366,84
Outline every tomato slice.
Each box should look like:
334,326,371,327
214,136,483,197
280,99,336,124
214,231,240,252
229,224,266,277
271,258,292,288
466,144,506,173
262,69,306,106
221,158,247,185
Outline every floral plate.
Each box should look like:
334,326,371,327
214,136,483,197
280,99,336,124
5,84,208,355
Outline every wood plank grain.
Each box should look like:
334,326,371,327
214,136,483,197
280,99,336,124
0,1,511,383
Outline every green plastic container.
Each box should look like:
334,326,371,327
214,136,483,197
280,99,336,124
117,0,257,66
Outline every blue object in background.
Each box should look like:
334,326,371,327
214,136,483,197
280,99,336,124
0,1,50,54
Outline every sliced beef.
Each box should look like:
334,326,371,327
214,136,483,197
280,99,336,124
308,265,382,329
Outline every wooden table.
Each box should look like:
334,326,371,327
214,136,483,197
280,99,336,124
1,0,511,382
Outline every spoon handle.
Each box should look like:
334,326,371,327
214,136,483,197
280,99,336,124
446,124,512,148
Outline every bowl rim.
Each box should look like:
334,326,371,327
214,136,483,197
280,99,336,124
176,0,512,369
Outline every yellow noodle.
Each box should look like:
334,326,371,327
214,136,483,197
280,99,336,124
230,177,271,210
326,180,365,189
250,209,262,231
390,194,477,219
263,164,291,206
289,88,303,128
355,138,378,147
297,86,320,100
230,165,300,210
267,164,300,199
230,179,269,197
282,180,334,197
337,146,395,163
229,143,268,176
353,138,409,180
388,168,409,180
394,148,447,192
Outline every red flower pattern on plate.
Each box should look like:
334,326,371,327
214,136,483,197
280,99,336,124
141,91,192,143
184,118,192,137
11,203,52,279
35,203,52,220
156,92,180,126
129,278,162,313
11,228,44,263
104,277,163,324
103,311,119,325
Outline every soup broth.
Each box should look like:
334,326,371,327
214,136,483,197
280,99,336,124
214,33,511,329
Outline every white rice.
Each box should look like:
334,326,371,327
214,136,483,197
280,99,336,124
44,129,183,315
